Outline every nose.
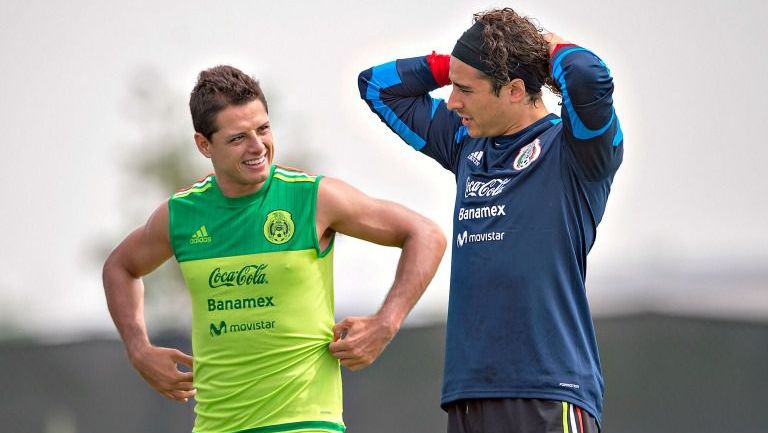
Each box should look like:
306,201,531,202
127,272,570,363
246,131,266,152
446,87,462,111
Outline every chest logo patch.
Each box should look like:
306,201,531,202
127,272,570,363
467,151,483,166
513,138,541,171
189,225,212,245
263,210,294,245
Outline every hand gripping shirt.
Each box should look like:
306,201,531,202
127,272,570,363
358,45,623,424
169,165,344,433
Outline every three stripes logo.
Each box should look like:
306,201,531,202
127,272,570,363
467,151,483,166
190,225,212,245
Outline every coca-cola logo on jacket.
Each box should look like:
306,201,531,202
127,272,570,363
464,177,510,199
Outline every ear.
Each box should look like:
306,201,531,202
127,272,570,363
505,78,527,103
194,132,213,159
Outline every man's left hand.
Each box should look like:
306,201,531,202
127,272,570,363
328,315,398,371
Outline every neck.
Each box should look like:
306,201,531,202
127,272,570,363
502,99,550,136
216,177,266,198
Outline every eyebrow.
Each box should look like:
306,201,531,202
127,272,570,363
223,121,270,141
453,82,473,91
225,132,245,141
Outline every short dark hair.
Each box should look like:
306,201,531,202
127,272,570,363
474,8,561,100
189,65,268,140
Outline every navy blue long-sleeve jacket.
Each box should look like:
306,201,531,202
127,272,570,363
358,44,623,424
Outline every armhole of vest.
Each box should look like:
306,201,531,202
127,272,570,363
166,198,178,257
312,176,334,258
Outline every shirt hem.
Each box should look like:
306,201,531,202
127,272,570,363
193,420,345,433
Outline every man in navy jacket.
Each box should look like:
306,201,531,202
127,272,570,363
358,7,623,433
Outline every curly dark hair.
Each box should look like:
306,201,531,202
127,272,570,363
474,8,561,100
189,65,268,140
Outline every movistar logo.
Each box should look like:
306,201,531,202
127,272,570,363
209,319,275,337
208,264,269,288
457,230,505,248
210,321,227,336
190,225,212,244
457,231,468,247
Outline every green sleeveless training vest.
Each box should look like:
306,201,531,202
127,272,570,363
169,164,344,433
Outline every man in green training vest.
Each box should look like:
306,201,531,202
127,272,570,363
102,65,447,433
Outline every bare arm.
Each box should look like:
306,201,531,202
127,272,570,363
319,177,446,370
102,202,195,402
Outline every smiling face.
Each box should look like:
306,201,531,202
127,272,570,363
194,99,273,197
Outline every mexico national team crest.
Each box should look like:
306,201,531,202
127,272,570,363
513,138,541,171
263,210,294,245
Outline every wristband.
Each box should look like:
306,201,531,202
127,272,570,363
426,51,451,87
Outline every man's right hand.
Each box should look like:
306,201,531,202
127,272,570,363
129,345,196,403
103,203,191,401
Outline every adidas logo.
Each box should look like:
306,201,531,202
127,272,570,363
190,225,212,244
467,151,483,166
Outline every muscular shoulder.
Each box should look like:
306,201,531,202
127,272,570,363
106,201,172,278
146,201,171,244
316,177,355,226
